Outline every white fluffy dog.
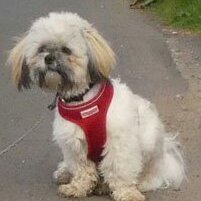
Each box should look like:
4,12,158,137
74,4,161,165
8,12,184,201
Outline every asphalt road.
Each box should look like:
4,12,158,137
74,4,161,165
0,0,189,201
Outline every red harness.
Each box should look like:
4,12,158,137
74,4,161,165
58,81,114,163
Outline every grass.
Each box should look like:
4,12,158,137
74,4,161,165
150,0,201,32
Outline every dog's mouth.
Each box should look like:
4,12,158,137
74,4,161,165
35,66,74,92
44,71,62,90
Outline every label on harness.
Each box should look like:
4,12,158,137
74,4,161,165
80,105,99,118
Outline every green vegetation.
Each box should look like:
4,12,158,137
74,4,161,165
151,0,201,32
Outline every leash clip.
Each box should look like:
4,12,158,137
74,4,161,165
48,92,59,111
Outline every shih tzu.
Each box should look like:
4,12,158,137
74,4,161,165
8,12,185,201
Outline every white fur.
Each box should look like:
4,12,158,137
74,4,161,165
24,12,90,60
53,79,185,198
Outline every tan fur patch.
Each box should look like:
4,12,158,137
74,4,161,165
85,28,116,78
8,37,26,87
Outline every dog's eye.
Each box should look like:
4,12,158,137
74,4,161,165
61,47,72,55
38,45,47,53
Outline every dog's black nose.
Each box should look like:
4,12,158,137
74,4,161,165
45,54,56,65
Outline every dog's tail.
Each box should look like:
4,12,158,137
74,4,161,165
160,135,186,189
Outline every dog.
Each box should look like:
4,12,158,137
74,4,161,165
8,12,185,201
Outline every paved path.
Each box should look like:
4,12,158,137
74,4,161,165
0,0,190,201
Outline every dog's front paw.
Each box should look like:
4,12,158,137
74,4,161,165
53,162,71,185
53,169,71,185
112,186,145,201
58,184,87,198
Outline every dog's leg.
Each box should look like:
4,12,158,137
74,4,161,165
53,122,98,197
57,136,98,197
58,160,98,197
100,134,145,201
138,138,185,192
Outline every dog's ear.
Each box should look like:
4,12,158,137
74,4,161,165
8,35,32,90
84,28,116,81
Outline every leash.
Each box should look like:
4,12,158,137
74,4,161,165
48,92,59,110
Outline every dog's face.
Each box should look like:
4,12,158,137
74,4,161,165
8,12,116,97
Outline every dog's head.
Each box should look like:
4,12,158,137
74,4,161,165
8,12,116,97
